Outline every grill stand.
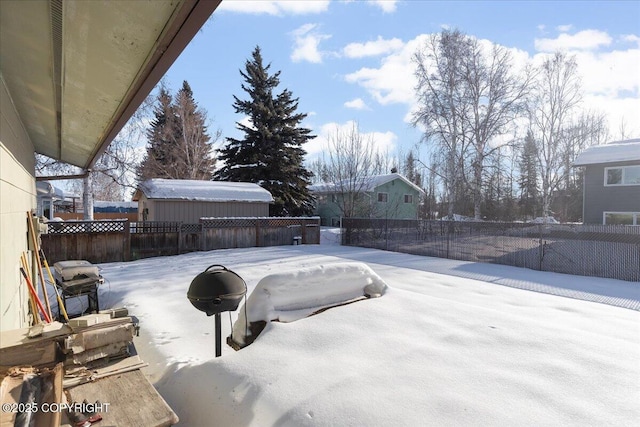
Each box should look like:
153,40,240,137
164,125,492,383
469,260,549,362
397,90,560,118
56,281,100,320
215,313,222,357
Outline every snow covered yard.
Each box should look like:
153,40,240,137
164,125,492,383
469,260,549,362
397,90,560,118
95,231,640,426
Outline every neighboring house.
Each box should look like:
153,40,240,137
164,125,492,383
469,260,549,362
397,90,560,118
310,173,425,226
36,181,65,220
573,138,640,225
0,0,218,331
133,179,274,222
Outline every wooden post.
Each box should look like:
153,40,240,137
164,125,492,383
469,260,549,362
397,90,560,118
301,220,307,244
27,213,53,321
255,219,261,247
200,220,206,251
123,220,131,261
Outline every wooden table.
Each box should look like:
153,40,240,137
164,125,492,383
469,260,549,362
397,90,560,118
66,369,178,426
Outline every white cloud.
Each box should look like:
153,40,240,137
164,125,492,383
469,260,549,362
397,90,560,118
537,24,546,32
238,115,255,130
344,35,428,107
290,24,331,63
218,0,330,15
556,24,573,32
341,30,639,140
343,36,404,58
305,120,397,158
367,0,398,13
621,34,640,47
344,98,370,110
535,29,613,52
583,94,640,139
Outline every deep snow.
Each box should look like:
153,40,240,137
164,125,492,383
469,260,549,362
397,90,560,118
75,228,640,426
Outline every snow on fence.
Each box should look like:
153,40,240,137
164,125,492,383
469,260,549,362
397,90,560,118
341,218,640,282
41,217,320,264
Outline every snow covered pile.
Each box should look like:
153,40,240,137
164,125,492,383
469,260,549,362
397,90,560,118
231,262,388,346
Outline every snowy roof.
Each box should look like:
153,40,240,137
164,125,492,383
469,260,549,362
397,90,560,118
573,139,640,166
310,173,425,195
134,179,274,203
93,201,138,208
36,181,65,199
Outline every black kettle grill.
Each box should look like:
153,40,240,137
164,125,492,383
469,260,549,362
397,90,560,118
187,265,247,356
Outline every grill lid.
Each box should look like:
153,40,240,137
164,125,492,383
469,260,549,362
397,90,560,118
187,265,246,316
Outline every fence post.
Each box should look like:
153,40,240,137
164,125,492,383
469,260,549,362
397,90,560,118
256,219,262,247
538,224,543,270
446,221,451,259
123,220,131,261
200,219,206,251
178,222,183,254
301,219,307,244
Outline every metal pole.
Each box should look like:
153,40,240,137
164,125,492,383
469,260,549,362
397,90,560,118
215,312,222,357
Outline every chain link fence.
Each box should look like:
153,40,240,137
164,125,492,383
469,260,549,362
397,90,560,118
342,218,640,282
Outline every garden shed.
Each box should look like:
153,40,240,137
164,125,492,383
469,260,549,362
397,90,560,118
133,179,273,222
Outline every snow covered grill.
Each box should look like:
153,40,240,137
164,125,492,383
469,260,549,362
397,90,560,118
53,260,103,319
53,260,103,292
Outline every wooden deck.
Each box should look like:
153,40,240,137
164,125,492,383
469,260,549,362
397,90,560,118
66,369,178,426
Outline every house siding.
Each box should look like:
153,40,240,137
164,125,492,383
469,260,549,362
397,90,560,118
138,196,269,222
583,161,640,224
312,175,423,224
372,179,420,220
0,77,35,331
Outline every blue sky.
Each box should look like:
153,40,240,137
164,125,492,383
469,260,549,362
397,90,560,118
162,0,640,166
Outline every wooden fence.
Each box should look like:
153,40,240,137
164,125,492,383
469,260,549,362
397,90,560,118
41,217,320,264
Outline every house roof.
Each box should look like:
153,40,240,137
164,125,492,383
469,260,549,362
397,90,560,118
574,139,640,166
0,0,219,171
133,179,274,203
310,173,425,195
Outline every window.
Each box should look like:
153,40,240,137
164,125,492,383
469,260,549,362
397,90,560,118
404,194,413,204
604,212,640,225
377,192,388,203
605,166,640,186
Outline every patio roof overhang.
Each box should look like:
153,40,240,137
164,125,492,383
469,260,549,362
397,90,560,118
0,0,220,172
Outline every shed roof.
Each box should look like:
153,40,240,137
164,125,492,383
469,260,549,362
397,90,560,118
574,139,640,166
133,179,274,203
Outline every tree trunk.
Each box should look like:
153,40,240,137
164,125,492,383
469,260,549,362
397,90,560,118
83,173,94,220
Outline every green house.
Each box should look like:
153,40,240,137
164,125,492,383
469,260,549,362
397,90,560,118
310,173,425,226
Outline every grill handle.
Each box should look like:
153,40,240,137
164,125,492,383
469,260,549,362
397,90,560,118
204,264,229,273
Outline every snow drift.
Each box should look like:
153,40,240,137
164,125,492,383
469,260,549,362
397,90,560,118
231,262,388,346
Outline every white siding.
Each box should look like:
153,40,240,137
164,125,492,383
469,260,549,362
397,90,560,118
0,77,35,331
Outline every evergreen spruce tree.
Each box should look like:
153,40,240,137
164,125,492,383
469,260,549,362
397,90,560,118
137,87,177,180
173,81,216,179
518,131,539,219
137,81,215,181
215,46,315,216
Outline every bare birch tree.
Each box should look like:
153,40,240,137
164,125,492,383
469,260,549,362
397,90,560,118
413,29,531,220
412,29,473,219
527,52,583,218
318,122,395,218
462,39,532,219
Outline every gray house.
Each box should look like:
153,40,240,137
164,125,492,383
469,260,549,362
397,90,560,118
573,139,640,225
133,179,273,222
310,173,425,226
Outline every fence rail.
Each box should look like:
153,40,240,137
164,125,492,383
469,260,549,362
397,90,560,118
41,217,320,264
342,218,640,282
